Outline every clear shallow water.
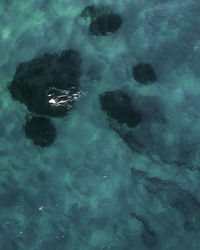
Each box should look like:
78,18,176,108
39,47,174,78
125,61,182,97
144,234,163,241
1,0,200,249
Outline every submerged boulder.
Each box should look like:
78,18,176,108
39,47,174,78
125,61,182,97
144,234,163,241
8,50,82,117
133,63,156,84
24,116,56,147
99,90,141,128
81,5,122,36
90,13,122,36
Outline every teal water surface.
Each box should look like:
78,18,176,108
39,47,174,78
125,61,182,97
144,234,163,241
1,0,200,249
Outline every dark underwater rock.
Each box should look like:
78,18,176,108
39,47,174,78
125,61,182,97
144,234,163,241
131,169,200,231
133,63,157,84
81,5,122,36
8,50,82,117
24,116,56,147
90,13,122,36
99,90,142,128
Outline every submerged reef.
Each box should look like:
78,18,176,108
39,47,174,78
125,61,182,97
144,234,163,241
81,5,122,36
99,90,142,128
99,89,195,166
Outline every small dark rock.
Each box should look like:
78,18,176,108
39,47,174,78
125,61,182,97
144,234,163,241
90,13,122,36
24,116,56,147
81,5,122,36
99,90,141,128
133,63,157,84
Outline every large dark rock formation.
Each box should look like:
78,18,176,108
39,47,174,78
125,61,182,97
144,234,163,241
8,50,82,117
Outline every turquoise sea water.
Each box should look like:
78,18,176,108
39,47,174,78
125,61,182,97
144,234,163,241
1,0,200,249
